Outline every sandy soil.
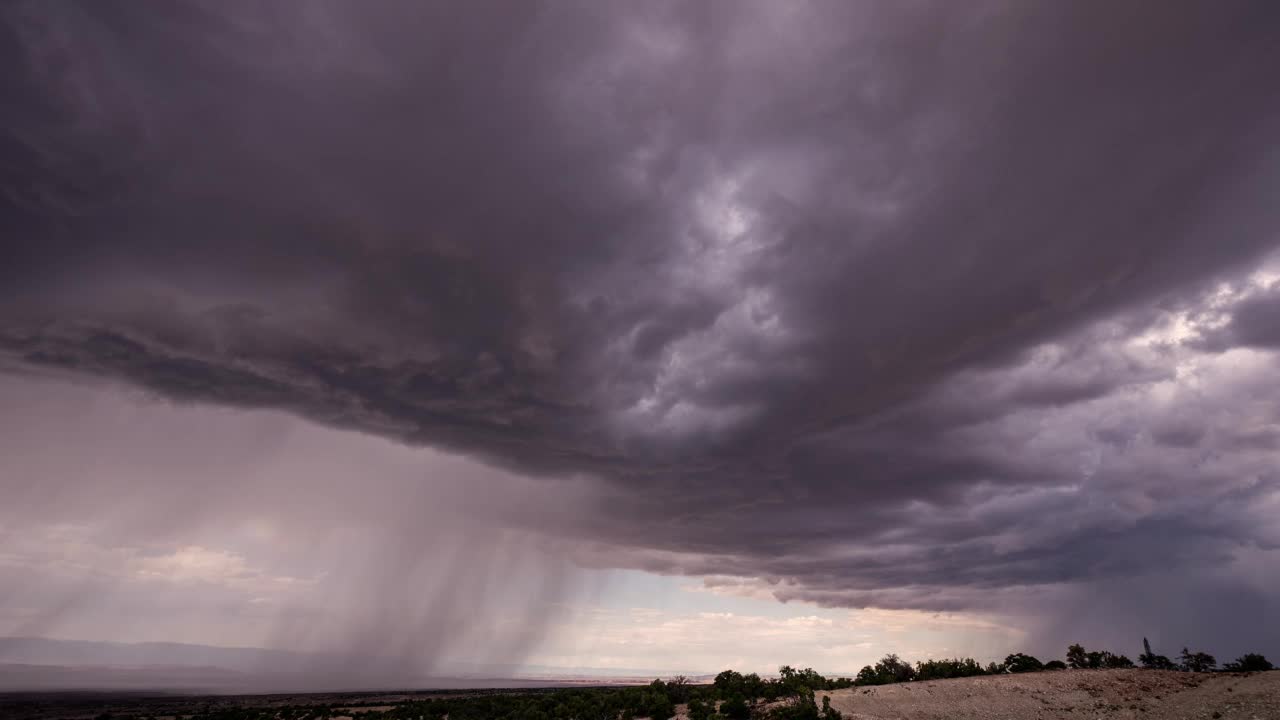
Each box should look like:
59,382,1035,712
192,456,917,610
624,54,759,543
821,669,1279,720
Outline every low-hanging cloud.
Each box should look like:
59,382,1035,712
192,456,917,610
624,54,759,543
4,0,1280,663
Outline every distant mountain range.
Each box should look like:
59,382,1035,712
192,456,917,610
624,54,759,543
0,637,712,693
0,636,309,671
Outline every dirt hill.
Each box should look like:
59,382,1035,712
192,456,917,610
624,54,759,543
819,669,1279,720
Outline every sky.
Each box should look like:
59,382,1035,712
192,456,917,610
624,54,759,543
2,0,1280,681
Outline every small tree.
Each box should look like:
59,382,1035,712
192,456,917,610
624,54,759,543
719,694,750,720
855,665,879,685
1105,653,1135,669
877,654,916,683
667,676,692,703
1139,638,1177,670
1044,660,1067,670
1180,648,1217,673
915,657,986,680
1066,644,1088,669
1003,653,1044,673
855,655,915,685
714,670,745,696
1223,653,1273,672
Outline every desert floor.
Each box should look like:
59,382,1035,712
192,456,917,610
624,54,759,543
819,668,1279,720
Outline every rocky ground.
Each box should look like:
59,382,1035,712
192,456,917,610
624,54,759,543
821,669,1279,720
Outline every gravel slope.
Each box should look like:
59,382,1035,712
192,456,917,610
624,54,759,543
820,669,1280,720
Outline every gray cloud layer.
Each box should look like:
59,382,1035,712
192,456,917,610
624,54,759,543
4,0,1280,658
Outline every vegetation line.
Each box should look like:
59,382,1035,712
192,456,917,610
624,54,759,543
75,641,1273,720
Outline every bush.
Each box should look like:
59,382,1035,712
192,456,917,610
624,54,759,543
652,699,677,720
1102,652,1135,669
855,665,880,685
855,654,916,685
1223,653,1272,672
915,657,987,681
643,694,676,720
1180,648,1217,673
1003,653,1044,673
1067,644,1134,669
719,694,750,720
666,676,692,703
765,693,843,720
1044,660,1067,670
687,698,713,720
714,670,745,696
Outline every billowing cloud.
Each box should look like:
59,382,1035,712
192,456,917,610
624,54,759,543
3,0,1280,665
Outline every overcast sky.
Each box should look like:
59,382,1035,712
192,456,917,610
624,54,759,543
3,0,1280,678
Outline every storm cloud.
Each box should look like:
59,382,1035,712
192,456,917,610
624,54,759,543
4,0,1280,662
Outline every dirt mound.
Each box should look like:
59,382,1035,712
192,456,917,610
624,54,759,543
820,669,1280,720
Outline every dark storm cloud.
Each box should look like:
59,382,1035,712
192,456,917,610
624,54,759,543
1199,286,1280,349
4,0,1280,649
